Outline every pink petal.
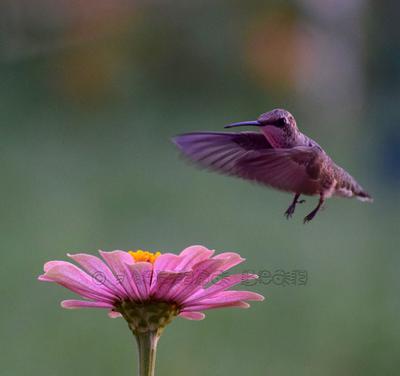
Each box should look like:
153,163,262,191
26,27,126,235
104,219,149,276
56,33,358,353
151,254,184,291
99,250,140,300
126,262,153,301
177,245,215,271
178,311,205,320
152,254,184,279
108,311,122,318
44,260,67,272
40,262,117,303
169,259,225,302
183,273,258,304
186,291,264,307
68,253,126,298
182,301,251,312
211,252,245,273
151,271,189,300
38,274,54,282
61,300,114,309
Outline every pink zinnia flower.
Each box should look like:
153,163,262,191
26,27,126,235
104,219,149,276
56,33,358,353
39,245,264,320
39,245,264,375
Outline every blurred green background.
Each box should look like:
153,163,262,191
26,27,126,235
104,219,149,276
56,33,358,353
1,1,400,375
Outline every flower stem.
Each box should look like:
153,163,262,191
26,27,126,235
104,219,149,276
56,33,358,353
135,330,161,376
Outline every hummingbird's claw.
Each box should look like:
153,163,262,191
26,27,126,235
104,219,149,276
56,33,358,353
285,194,304,219
284,204,296,219
303,213,316,223
303,196,324,223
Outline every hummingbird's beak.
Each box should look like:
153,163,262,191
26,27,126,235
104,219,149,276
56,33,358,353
224,120,261,129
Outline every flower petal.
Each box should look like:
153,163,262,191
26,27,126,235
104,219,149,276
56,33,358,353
185,291,264,307
68,253,126,298
151,254,186,291
182,301,251,312
212,252,245,274
44,260,67,272
38,274,54,282
169,259,225,302
151,271,189,300
108,310,122,318
40,261,117,303
153,254,182,272
177,245,215,271
183,273,258,304
61,300,113,309
126,262,153,301
99,250,140,300
178,311,205,320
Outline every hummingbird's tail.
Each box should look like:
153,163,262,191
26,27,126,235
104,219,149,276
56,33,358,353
355,189,373,203
351,180,373,202
335,165,373,203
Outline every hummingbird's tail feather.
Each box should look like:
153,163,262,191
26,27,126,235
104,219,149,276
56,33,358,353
350,179,373,203
334,165,373,203
355,190,373,203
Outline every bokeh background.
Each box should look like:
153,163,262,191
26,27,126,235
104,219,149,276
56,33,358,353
1,1,400,375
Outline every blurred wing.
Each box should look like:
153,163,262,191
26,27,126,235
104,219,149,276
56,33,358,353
173,132,321,193
236,147,321,193
172,131,272,173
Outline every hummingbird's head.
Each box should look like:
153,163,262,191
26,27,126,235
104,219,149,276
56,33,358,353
225,108,298,147
257,108,297,130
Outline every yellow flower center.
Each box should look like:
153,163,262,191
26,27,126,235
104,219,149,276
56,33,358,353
129,250,161,264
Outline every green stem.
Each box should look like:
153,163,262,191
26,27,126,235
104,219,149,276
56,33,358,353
135,330,161,376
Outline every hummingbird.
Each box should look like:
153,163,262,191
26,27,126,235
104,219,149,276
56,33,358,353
172,108,372,223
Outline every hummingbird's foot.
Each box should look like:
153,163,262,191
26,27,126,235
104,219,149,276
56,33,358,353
284,194,304,219
303,211,318,223
303,195,325,224
284,204,296,219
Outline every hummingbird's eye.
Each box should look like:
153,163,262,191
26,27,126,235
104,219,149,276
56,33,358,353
275,118,287,127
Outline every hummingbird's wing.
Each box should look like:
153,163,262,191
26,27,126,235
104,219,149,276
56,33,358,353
173,131,272,172
235,146,322,194
173,132,322,194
